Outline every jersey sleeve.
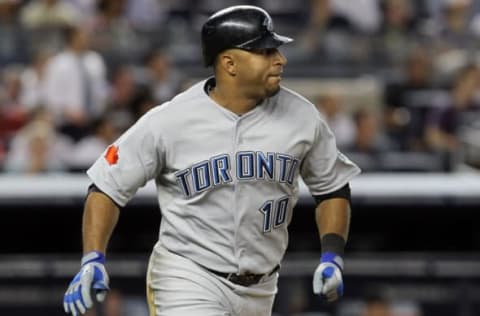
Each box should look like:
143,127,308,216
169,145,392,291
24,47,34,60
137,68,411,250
86,111,163,207
301,113,361,196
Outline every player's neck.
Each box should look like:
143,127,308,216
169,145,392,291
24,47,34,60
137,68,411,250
209,84,263,115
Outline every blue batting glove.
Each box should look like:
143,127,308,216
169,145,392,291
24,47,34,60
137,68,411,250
63,251,110,315
313,252,344,302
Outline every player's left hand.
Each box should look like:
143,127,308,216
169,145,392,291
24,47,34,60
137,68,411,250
63,251,110,315
313,252,344,302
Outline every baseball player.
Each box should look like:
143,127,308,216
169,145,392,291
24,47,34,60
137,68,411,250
63,5,360,316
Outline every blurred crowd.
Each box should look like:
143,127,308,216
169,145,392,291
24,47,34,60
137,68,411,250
1,0,480,174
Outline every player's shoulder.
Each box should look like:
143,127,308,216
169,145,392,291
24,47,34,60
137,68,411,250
277,86,323,118
137,79,208,122
172,79,207,103
277,85,311,104
158,79,207,111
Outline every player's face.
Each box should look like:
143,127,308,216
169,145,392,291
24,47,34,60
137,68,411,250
235,48,287,98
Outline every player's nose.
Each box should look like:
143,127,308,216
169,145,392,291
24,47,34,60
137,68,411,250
273,49,287,66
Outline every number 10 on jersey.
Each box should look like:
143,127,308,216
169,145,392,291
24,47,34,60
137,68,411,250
259,196,290,233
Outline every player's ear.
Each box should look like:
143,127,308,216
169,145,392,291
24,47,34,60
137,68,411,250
217,50,236,76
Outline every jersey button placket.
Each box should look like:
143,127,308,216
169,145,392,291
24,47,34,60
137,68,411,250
233,118,245,269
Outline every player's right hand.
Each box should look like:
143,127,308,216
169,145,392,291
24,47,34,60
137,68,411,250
63,251,110,315
312,252,344,302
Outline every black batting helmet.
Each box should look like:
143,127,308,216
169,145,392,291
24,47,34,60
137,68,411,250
201,5,293,67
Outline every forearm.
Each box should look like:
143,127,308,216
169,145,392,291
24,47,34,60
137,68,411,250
82,192,120,254
312,198,350,300
315,198,350,241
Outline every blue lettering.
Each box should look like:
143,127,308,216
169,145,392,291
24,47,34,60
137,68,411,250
274,197,289,227
259,200,274,233
287,158,299,185
211,154,232,185
237,151,255,179
192,161,211,192
256,152,275,180
175,169,191,198
276,154,292,183
177,152,299,199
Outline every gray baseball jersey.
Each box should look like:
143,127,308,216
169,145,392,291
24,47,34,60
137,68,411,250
87,78,360,275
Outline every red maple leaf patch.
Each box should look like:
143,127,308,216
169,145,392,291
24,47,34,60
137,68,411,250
104,145,119,165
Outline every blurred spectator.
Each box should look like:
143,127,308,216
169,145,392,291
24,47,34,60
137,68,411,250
104,65,138,132
20,0,80,28
20,0,80,53
425,63,480,152
103,289,123,316
429,0,480,82
384,47,437,151
129,84,157,121
89,0,148,70
375,0,420,66
329,0,381,34
44,25,108,142
19,49,52,111
0,0,28,66
0,64,28,168
66,0,97,24
301,0,380,63
345,108,395,171
124,0,171,52
431,0,480,55
361,300,392,316
314,92,355,149
299,0,330,54
350,108,393,154
3,107,72,173
144,49,185,104
68,115,118,172
0,65,28,142
101,289,149,316
0,0,479,175
360,286,393,316
125,0,169,32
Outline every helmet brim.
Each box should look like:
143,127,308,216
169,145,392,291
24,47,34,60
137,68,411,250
238,32,293,51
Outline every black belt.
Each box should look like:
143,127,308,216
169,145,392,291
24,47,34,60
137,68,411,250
206,265,280,287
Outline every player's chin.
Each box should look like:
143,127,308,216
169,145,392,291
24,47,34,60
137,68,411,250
265,84,281,97
265,78,281,96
